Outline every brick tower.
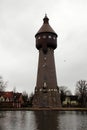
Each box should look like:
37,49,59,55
33,15,61,108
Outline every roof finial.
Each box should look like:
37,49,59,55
43,13,49,24
45,13,47,18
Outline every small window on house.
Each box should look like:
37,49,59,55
6,98,9,102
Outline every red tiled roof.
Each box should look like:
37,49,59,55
3,92,13,98
0,91,22,100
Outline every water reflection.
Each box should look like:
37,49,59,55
34,111,87,130
0,111,87,130
0,111,36,130
58,111,87,130
34,111,59,130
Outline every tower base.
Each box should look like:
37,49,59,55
32,88,61,108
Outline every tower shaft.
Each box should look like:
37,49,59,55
33,48,61,107
36,48,57,89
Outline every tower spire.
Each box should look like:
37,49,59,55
45,13,47,18
35,15,57,37
43,14,49,24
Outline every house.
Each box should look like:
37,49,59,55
13,92,24,108
62,95,79,107
0,91,24,108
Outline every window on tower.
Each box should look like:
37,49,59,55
53,37,56,40
48,35,52,38
44,57,46,60
43,35,46,38
38,36,41,39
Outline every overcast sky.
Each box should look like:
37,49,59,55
0,0,87,94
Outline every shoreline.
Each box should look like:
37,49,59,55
0,107,87,111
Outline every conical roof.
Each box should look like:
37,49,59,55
35,15,57,37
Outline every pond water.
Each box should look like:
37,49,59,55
0,111,87,130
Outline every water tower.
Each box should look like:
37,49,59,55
33,15,61,108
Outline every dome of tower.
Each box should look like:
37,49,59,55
35,15,57,37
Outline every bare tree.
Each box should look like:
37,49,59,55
59,86,72,95
22,91,28,102
28,92,34,107
0,76,7,92
75,80,87,107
